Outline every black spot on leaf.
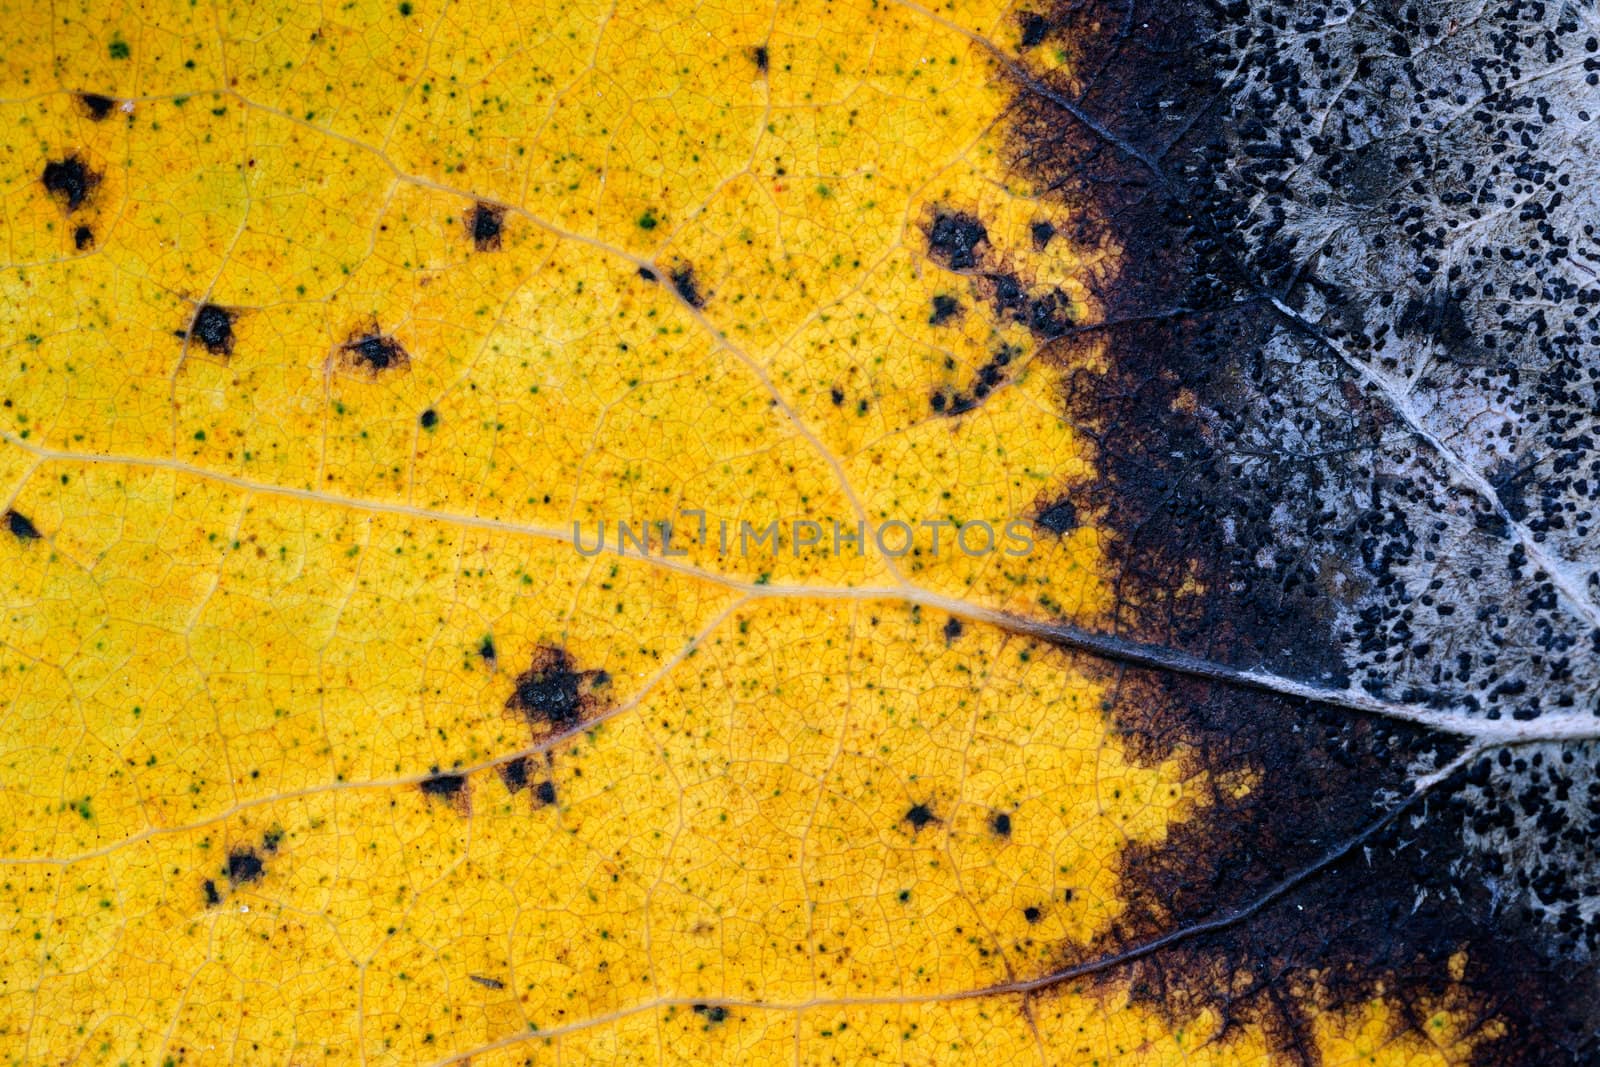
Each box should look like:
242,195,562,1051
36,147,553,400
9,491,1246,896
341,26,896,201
534,780,557,805
691,1003,728,1024
926,210,987,271
990,811,1011,837
829,386,845,406
469,973,505,990
506,645,609,732
419,408,438,429
6,510,41,540
41,155,98,212
467,202,505,251
904,803,935,831
1018,11,1049,48
752,45,769,72
202,879,222,907
671,266,705,308
1030,220,1055,249
186,304,236,356
498,756,530,793
73,225,94,250
638,266,658,282
1023,905,1041,923
226,849,263,884
942,617,963,641
341,326,410,373
929,293,960,325
79,93,117,120
478,635,497,667
420,767,466,800
1035,500,1077,535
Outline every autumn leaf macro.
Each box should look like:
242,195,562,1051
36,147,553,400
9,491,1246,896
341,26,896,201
2,0,1598,1064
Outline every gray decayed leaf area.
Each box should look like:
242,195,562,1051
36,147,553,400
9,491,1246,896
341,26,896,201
1202,0,1600,954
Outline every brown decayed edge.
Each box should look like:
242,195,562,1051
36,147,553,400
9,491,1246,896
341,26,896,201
982,2,1596,1062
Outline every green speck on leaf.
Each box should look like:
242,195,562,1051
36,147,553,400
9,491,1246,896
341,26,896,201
109,37,129,60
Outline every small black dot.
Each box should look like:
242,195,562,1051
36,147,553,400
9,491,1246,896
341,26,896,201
830,386,845,406
468,202,505,251
79,93,116,120
638,266,658,282
6,510,41,540
227,849,264,884
202,879,222,906
42,155,97,212
1023,906,1041,923
535,780,557,805
990,812,1011,836
1019,12,1049,48
943,617,963,641
926,210,987,271
73,225,94,250
904,804,935,830
929,293,960,325
420,767,467,799
343,328,409,372
692,1004,728,1024
752,45,769,72
498,756,530,793
1036,500,1077,535
419,408,438,429
671,266,705,308
188,304,236,356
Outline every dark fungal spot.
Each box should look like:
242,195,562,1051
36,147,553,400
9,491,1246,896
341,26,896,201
942,616,963,642
73,225,94,250
226,849,263,884
925,210,987,271
903,803,935,831
691,1004,728,1024
1035,499,1077,536
829,386,845,406
202,879,222,907
186,304,236,356
498,756,530,793
506,645,608,732
478,634,497,667
637,266,658,282
79,93,116,120
929,293,960,325
1030,220,1055,250
468,973,505,990
752,44,769,72
341,327,409,373
261,829,283,853
929,388,976,416
6,510,41,540
670,266,705,308
419,408,438,429
467,201,505,251
1023,905,1041,924
990,811,1011,836
1018,11,1049,48
420,767,466,800
41,155,98,212
534,780,557,805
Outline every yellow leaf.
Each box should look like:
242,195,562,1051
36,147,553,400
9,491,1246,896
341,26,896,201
0,0,1576,1064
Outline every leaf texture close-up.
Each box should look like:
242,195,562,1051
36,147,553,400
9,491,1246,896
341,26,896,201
2,0,1599,1063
